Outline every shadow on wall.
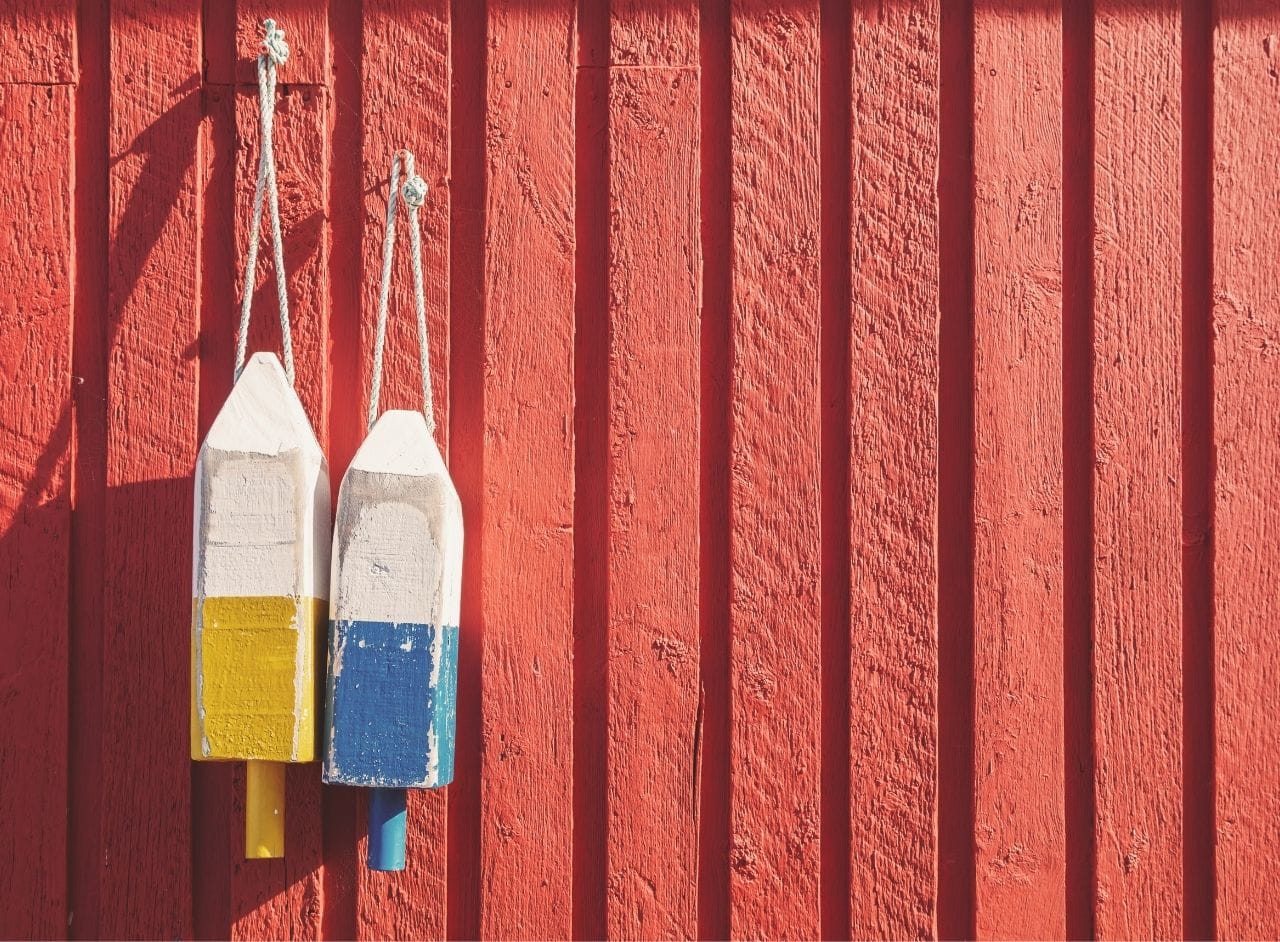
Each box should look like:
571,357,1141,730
0,407,73,938
0,60,331,936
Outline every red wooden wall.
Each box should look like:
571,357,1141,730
0,0,1277,939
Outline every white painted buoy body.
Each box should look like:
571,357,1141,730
323,409,463,790
190,351,330,858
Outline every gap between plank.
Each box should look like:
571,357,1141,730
321,1,362,936
1062,2,1097,937
697,0,732,938
937,1,977,937
819,0,852,937
444,0,488,936
571,0,609,936
69,0,110,935
1179,0,1216,936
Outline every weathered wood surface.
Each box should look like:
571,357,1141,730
848,3,941,939
606,3,701,938
478,2,576,938
971,5,1066,938
728,1,821,937
0,0,76,83
1214,3,1280,939
5,3,1279,940
1092,3,1184,938
0,73,73,941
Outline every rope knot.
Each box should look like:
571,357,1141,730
261,19,289,67
402,175,428,209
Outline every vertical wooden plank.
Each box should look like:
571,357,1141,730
1092,4,1183,938
1213,3,1280,937
356,3,451,938
606,2,700,937
848,2,940,938
102,2,201,935
726,2,821,938
227,65,331,942
481,1,576,936
0,80,73,940
0,9,77,936
971,3,1065,938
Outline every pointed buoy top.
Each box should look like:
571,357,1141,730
204,352,321,456
350,409,446,476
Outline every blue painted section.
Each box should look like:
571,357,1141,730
367,787,407,871
322,620,460,788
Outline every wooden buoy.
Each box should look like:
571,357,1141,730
323,408,462,871
191,351,330,859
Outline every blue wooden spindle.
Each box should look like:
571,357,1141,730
368,787,407,871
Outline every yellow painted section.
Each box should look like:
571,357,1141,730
245,760,286,858
191,595,325,762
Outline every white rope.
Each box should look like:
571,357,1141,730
234,18,295,385
368,149,434,434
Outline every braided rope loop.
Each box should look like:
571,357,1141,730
234,18,295,386
368,149,434,434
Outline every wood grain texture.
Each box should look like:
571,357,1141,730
0,80,73,940
1092,4,1183,938
357,3,451,937
101,2,201,935
611,0,699,68
228,71,331,942
726,2,821,938
848,2,940,938
0,0,75,82
606,3,700,937
481,2,575,937
971,4,1066,938
1213,4,1280,938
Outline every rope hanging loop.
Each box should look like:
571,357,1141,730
234,18,296,386
368,148,435,435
